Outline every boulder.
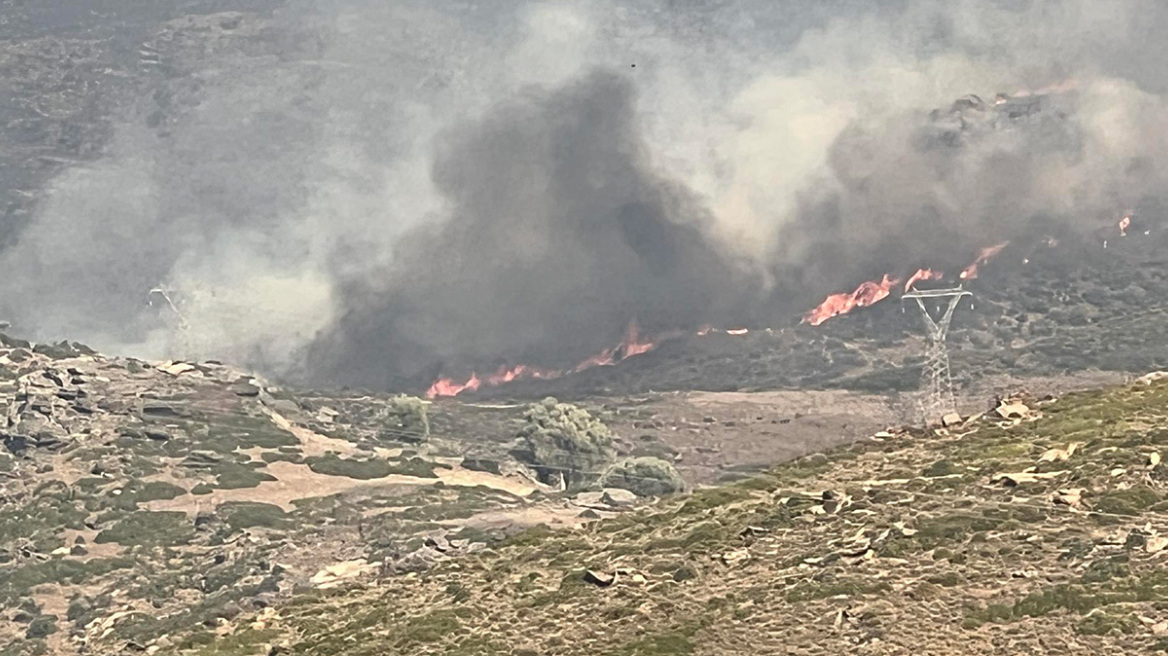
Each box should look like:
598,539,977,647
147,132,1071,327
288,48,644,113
600,488,638,508
583,570,615,587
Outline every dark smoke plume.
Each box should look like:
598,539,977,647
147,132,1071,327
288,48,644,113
4,1,1168,390
306,71,755,389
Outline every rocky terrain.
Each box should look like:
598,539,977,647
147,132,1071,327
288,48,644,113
1,331,900,656
5,326,1168,655
6,4,1168,656
131,373,1168,656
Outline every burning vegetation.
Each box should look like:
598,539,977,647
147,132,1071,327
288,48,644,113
427,321,660,398
803,274,899,327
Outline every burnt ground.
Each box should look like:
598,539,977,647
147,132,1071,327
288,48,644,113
456,221,1167,407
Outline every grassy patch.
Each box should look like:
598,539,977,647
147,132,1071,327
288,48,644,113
1092,486,1161,515
188,628,280,655
606,627,697,655
965,570,1168,627
218,502,290,531
212,463,277,489
0,558,133,606
94,511,194,546
305,454,395,479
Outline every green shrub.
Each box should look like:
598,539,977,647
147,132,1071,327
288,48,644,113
25,615,57,640
515,398,615,488
600,457,687,497
380,395,430,442
218,502,290,531
305,454,393,479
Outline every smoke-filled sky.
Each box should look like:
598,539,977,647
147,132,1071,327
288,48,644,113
3,0,1168,389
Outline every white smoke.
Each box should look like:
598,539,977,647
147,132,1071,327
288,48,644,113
3,0,1167,385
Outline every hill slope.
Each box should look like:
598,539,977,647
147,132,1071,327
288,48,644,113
172,375,1168,655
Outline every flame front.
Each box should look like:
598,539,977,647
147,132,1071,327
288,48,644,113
1120,215,1132,236
427,320,660,398
904,268,944,291
803,274,898,327
426,372,482,399
959,241,1009,280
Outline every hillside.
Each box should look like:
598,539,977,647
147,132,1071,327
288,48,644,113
2,332,903,656
142,373,1168,655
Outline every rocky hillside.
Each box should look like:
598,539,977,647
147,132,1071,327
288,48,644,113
2,333,781,656
133,373,1168,655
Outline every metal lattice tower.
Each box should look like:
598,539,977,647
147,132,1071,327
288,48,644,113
902,287,972,421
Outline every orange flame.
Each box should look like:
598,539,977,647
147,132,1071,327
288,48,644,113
427,372,482,398
959,241,1009,280
725,328,749,336
1119,215,1132,236
620,321,656,358
803,274,898,326
427,320,659,398
904,268,944,292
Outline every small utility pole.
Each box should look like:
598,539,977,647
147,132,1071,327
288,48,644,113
902,286,972,422
149,285,192,358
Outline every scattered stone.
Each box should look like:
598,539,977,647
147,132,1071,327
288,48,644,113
995,401,1031,420
1051,488,1085,507
1146,535,1168,554
1039,444,1080,462
310,559,380,588
390,547,444,574
994,470,1068,486
157,361,197,376
231,382,261,397
941,413,963,428
1140,371,1168,385
720,548,751,566
584,570,615,587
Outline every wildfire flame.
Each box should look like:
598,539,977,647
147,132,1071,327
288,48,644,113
426,372,482,398
803,274,899,327
1119,214,1132,236
904,268,944,292
427,320,659,398
959,241,1009,280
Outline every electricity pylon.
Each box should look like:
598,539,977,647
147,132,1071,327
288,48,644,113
902,286,972,422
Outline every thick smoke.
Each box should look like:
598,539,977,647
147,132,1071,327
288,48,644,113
3,0,1168,389
306,71,754,388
